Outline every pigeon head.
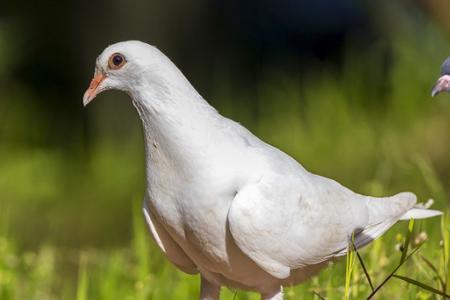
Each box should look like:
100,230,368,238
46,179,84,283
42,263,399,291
83,41,174,106
431,57,450,97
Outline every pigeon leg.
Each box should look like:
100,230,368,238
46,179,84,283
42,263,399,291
200,276,221,300
261,287,283,300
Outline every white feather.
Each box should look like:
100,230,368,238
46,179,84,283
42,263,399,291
400,208,443,220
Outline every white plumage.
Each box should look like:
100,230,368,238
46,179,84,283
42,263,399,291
83,41,441,300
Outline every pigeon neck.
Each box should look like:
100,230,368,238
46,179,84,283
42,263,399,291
131,81,220,185
131,79,218,140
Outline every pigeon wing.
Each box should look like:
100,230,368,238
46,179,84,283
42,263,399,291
227,173,369,279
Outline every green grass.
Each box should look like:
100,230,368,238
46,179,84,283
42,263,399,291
0,203,448,299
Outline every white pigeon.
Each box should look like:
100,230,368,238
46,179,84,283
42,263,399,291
83,41,441,300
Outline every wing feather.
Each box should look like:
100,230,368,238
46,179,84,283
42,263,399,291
227,173,368,279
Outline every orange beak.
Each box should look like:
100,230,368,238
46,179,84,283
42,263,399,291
83,72,106,106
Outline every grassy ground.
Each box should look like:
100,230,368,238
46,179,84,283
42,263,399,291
0,203,448,299
1,8,450,299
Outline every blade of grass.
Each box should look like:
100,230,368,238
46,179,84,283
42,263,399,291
367,225,425,300
351,239,374,292
400,219,415,265
344,233,356,300
313,290,327,300
76,252,88,300
441,212,449,297
418,254,446,289
393,275,450,298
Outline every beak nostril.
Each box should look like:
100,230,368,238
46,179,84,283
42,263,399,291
83,73,107,106
89,77,101,90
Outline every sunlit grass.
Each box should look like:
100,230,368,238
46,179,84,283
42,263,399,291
0,206,448,299
344,234,356,300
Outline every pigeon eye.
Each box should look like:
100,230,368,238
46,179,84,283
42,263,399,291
108,53,126,69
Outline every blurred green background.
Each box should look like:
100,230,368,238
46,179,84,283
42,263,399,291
0,0,449,299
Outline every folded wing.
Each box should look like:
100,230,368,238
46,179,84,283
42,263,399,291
227,172,437,279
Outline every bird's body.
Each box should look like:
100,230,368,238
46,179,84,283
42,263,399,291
84,41,441,300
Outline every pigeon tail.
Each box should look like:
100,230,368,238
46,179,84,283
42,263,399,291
365,192,417,225
366,192,442,223
339,192,441,254
399,207,442,220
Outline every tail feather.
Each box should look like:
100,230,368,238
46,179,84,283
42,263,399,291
352,192,441,251
365,192,417,225
400,207,442,220
334,192,441,256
